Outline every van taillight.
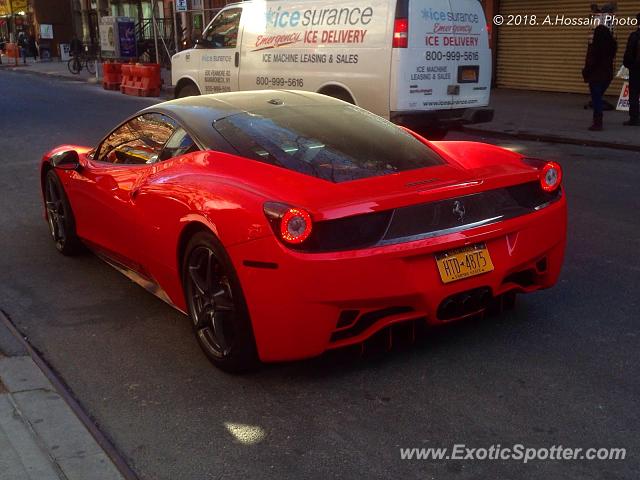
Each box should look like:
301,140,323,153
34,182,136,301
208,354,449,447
393,18,408,48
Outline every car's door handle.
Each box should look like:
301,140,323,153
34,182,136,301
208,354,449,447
235,51,240,68
130,187,141,199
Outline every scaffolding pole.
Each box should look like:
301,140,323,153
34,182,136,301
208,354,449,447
151,0,160,64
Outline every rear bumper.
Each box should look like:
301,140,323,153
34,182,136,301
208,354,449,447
228,196,566,362
391,107,495,130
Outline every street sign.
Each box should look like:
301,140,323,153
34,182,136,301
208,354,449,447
617,82,630,112
40,24,53,40
176,0,188,12
616,82,640,112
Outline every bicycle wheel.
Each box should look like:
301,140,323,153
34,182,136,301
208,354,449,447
67,57,81,75
85,58,96,75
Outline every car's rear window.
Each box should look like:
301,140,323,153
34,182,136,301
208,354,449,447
213,105,444,183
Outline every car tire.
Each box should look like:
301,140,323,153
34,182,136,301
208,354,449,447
177,83,200,98
182,231,259,373
44,169,82,256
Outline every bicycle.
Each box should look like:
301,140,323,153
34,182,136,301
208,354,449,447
67,53,97,75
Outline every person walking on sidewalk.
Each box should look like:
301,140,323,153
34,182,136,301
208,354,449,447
583,25,617,131
622,13,640,126
28,32,38,61
17,32,28,65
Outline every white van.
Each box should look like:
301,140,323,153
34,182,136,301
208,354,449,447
171,0,493,137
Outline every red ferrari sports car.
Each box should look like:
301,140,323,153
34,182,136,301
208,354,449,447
41,91,566,371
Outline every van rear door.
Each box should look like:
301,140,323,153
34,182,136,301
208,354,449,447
390,0,490,113
446,0,491,109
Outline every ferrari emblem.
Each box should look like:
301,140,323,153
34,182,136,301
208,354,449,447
452,200,466,223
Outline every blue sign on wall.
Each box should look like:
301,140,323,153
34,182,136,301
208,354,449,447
176,0,188,12
118,20,137,58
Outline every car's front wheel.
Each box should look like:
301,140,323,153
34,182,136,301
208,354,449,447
44,169,82,255
182,231,258,372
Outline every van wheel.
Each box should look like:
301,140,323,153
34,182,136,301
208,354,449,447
319,88,354,105
177,83,200,98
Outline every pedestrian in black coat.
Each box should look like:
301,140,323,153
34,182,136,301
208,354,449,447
17,32,28,64
28,33,38,61
622,13,640,126
583,25,617,131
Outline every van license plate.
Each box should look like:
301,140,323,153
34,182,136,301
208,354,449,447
435,244,494,284
458,66,480,83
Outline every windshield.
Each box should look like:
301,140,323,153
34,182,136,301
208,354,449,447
213,105,444,183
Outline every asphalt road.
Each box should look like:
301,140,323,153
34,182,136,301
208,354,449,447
0,71,639,480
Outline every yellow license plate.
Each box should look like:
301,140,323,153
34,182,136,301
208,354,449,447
435,243,494,284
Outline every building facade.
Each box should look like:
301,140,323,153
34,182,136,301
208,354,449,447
0,0,30,42
1,0,73,57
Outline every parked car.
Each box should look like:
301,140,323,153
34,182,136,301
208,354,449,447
40,91,565,372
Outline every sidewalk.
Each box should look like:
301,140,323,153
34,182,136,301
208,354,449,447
0,312,130,480
464,88,640,151
0,55,97,83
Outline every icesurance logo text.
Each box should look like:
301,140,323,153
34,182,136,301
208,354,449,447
265,5,374,29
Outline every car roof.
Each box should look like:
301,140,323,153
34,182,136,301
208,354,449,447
140,90,345,150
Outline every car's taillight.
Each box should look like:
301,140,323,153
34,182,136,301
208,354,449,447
264,202,313,245
522,158,563,193
393,18,408,48
280,208,312,244
540,161,563,192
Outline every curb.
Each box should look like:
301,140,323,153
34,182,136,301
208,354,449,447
0,64,174,98
462,125,640,153
0,310,139,480
0,64,93,83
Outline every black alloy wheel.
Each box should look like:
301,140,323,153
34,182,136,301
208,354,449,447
44,169,81,255
183,231,258,372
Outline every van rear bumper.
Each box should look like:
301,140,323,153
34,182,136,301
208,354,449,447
390,107,494,130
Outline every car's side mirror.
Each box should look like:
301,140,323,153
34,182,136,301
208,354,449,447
51,150,81,171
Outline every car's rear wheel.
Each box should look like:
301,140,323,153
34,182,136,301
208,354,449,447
44,169,81,256
182,231,258,372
